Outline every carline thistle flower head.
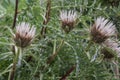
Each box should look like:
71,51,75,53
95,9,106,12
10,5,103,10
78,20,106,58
101,39,120,59
90,17,117,44
60,10,77,33
14,22,36,48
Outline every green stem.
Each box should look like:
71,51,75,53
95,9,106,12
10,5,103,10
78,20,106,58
85,41,93,59
47,40,64,64
8,47,22,80
18,48,23,67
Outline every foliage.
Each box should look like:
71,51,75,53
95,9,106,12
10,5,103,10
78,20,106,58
0,0,120,80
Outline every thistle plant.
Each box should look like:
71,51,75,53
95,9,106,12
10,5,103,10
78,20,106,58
60,10,77,33
14,22,36,48
8,22,36,80
88,17,120,79
1,0,120,80
102,39,120,79
101,39,120,59
90,17,117,44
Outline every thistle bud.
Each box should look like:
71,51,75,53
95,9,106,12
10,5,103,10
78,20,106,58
101,48,114,59
101,39,120,59
90,17,117,43
60,10,77,33
14,22,36,48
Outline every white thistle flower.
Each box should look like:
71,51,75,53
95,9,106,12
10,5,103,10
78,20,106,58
60,10,77,33
101,39,120,58
14,22,36,48
91,17,117,43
